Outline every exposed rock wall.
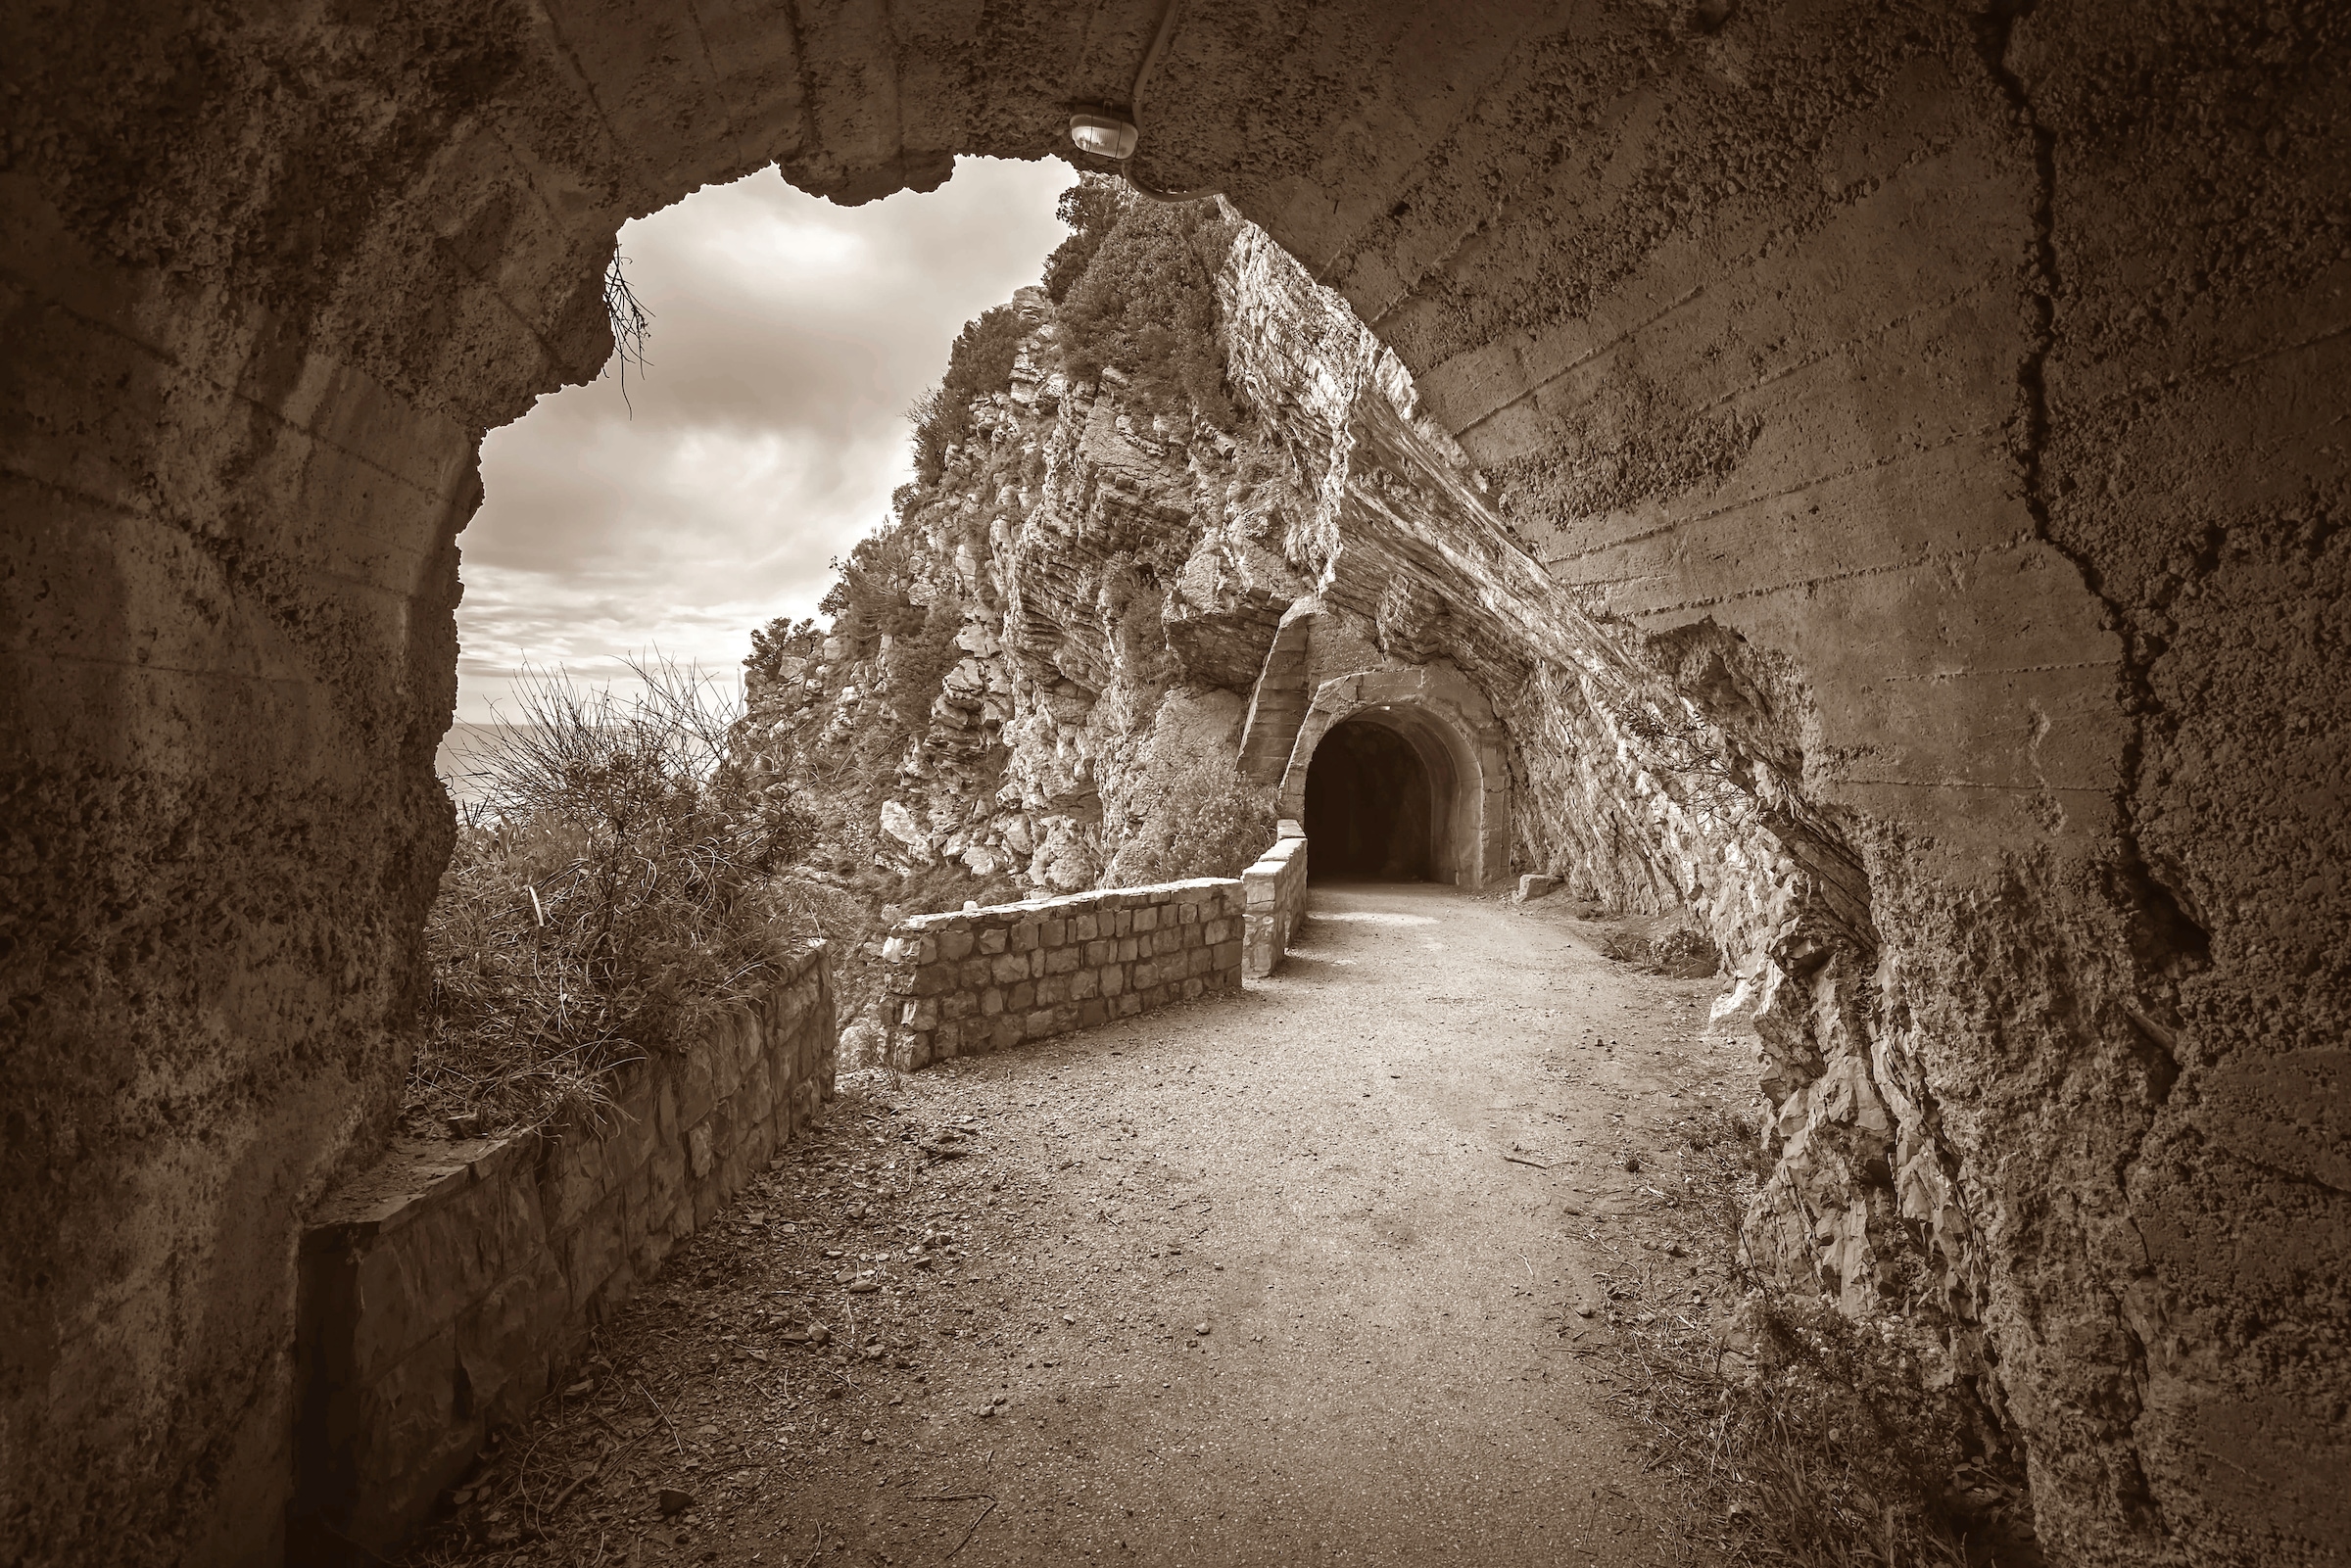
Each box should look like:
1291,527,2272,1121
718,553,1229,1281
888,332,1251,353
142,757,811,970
740,270,1307,915
4,3,2341,1563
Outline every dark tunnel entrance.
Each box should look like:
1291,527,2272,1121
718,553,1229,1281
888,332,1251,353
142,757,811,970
1304,717,1434,880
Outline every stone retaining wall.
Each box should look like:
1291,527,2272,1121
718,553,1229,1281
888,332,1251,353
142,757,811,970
1241,825,1309,977
291,947,836,1555
882,879,1246,1070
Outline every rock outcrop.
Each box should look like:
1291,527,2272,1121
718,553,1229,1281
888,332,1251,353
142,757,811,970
741,273,1300,908
737,187,2023,1485
9,5,2340,1559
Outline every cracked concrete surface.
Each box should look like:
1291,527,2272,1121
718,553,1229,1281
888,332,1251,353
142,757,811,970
5,3,2343,1561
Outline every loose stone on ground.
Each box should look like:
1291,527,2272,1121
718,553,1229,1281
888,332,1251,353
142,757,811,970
397,884,1756,1566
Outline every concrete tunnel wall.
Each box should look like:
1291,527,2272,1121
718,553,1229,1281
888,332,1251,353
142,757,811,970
1,2,2344,1563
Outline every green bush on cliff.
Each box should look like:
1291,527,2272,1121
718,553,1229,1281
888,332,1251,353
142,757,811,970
1107,741,1273,887
881,600,965,724
1040,175,1126,301
908,303,1027,483
820,523,928,649
744,614,819,686
901,178,1237,525
414,664,815,1136
1052,182,1237,427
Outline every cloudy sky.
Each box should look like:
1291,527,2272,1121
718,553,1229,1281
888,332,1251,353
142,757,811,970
454,157,1073,722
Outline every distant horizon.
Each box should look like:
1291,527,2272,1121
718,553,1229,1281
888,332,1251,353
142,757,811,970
434,721,515,812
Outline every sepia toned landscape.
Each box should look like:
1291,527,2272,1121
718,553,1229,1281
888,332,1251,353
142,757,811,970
4,3,2344,1566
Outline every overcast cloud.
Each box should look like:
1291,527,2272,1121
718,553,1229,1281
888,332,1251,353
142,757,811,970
455,157,1073,721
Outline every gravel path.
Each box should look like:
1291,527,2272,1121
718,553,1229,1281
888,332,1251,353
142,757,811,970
411,883,1755,1567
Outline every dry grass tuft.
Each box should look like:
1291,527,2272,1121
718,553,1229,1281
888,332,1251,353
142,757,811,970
412,662,816,1137
1595,924,1723,978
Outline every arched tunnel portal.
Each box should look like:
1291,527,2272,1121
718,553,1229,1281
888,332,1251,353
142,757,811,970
1281,670,1507,889
3,4,2343,1563
1304,716,1437,881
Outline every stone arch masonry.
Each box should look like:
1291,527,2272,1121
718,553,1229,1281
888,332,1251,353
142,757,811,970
3,4,2343,1564
1237,600,1319,784
1277,663,1510,891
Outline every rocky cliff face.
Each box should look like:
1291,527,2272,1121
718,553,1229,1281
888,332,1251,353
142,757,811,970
738,205,1302,919
737,186,2013,1464
15,4,2340,1557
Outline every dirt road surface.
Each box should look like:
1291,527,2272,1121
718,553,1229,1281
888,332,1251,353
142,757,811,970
405,883,1758,1567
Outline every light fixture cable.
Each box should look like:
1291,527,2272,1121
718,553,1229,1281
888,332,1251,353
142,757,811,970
1122,0,1219,204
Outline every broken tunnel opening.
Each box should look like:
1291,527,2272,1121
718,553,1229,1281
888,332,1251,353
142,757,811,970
13,5,2335,1560
1304,715,1439,880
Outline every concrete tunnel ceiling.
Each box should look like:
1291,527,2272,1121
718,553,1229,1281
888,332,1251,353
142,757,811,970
3,2,2344,1564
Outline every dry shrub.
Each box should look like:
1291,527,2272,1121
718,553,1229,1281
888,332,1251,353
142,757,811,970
1650,927,1722,977
1106,737,1273,887
413,663,815,1136
1596,923,1722,978
1580,1103,2039,1568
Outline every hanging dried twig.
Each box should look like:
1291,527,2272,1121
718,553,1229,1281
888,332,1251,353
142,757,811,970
603,252,652,413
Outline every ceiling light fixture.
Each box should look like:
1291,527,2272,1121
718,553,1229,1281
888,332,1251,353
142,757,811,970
1066,0,1219,204
1068,112,1138,162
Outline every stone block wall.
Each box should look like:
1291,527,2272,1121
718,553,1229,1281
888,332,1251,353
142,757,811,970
1242,826,1309,977
291,948,836,1555
881,879,1245,1070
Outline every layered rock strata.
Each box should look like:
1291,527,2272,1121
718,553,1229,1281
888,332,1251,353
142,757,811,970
744,207,2013,1467
7,3,2340,1561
